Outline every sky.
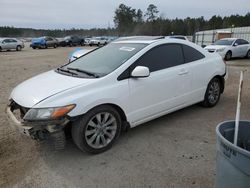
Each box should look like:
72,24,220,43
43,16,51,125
0,0,249,29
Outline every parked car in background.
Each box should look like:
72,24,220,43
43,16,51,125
0,38,24,51
68,48,92,62
7,36,226,154
30,36,59,49
89,37,108,46
84,38,91,45
59,36,84,47
204,38,250,60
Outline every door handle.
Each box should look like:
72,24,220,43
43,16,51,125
178,70,189,75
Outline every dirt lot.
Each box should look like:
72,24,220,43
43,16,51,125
0,44,250,188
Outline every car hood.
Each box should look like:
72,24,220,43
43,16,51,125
205,45,228,50
10,70,95,108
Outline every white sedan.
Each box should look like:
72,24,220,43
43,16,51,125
204,38,250,60
7,36,226,153
0,38,24,51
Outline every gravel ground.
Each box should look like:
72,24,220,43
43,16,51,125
0,44,250,188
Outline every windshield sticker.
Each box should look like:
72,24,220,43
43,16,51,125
119,47,135,52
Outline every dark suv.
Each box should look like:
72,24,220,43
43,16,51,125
59,36,85,47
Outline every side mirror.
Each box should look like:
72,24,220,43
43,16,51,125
233,43,238,47
131,66,150,78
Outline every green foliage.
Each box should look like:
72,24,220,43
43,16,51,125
145,4,159,22
113,4,137,35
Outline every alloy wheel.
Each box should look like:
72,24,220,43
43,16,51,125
85,112,117,149
208,81,220,104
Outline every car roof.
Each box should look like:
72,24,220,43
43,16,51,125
0,37,18,41
219,38,237,41
113,36,165,44
112,36,193,44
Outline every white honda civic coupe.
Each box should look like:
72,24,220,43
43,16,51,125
7,36,226,153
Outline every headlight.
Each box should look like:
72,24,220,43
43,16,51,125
216,48,226,52
23,104,75,121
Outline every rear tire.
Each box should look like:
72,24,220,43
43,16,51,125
16,45,21,51
202,77,222,107
71,105,122,154
246,50,250,59
54,44,58,48
225,51,232,61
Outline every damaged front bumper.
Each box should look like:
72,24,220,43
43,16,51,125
6,101,69,140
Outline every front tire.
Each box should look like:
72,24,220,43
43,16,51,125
16,45,21,51
72,105,122,154
225,51,232,61
202,77,222,107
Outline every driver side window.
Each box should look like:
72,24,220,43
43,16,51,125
234,39,241,46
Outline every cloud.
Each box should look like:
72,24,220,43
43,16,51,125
0,0,248,29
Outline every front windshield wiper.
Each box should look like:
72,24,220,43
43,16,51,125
56,67,78,76
67,67,100,78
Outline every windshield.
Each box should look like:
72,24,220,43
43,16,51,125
214,39,234,46
64,43,147,76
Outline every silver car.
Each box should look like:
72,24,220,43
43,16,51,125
0,38,24,51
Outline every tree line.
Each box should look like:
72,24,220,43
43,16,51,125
0,3,250,38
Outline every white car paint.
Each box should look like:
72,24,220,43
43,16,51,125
9,38,226,128
204,38,250,59
89,37,108,46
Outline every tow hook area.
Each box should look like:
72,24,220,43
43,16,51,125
49,131,66,150
31,124,67,150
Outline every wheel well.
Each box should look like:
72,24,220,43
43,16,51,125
214,75,225,93
88,103,129,130
227,50,232,55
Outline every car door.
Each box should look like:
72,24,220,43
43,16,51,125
9,39,18,49
46,37,53,47
239,39,249,56
232,39,244,57
2,39,11,49
128,43,191,124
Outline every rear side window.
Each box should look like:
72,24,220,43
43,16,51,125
182,44,205,63
240,39,249,45
133,44,184,72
